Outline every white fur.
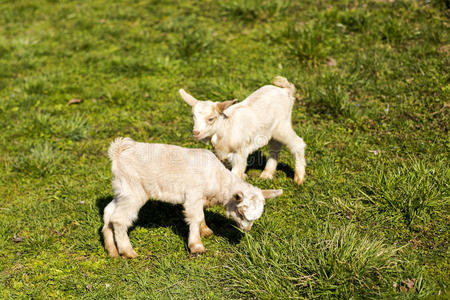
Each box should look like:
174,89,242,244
179,76,306,184
102,137,282,258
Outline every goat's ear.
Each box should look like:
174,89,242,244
261,189,283,199
179,89,198,106
234,191,244,203
217,99,237,113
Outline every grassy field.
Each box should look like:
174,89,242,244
0,0,449,298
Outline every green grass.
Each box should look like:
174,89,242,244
0,0,448,298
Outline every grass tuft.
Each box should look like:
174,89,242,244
226,225,403,298
286,22,331,64
360,159,449,226
306,72,356,118
13,142,63,177
176,27,215,59
380,18,410,44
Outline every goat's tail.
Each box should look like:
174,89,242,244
272,76,296,98
108,137,135,161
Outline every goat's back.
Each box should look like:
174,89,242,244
109,138,227,201
226,85,294,122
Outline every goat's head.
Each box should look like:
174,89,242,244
226,186,282,232
179,89,237,141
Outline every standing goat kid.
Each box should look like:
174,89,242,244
179,76,306,184
103,137,282,258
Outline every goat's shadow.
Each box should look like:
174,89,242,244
245,150,295,178
96,196,244,251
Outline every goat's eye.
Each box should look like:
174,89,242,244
208,117,216,122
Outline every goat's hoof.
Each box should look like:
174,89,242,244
189,243,206,254
238,173,248,180
105,245,120,258
294,173,305,185
260,171,274,180
200,227,214,238
108,249,120,258
120,248,138,259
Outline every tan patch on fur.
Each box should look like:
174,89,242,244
189,242,206,254
294,173,304,185
200,220,214,237
120,248,138,259
204,195,216,207
103,223,120,258
216,99,237,113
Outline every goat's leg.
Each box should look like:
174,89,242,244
184,198,206,254
102,201,119,257
109,194,146,258
200,219,213,238
274,127,306,184
260,139,282,179
230,152,248,179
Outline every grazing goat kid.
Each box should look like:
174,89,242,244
102,137,282,258
179,76,306,184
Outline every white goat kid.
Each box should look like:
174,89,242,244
102,137,282,258
179,76,306,184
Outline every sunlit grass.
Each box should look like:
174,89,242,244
0,0,448,298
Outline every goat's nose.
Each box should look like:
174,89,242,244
241,225,252,232
193,130,200,136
